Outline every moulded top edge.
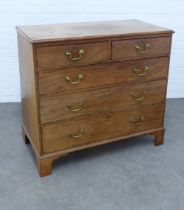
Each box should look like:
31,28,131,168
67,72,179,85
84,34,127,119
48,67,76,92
16,19,174,43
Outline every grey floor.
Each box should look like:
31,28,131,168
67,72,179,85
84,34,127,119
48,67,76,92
0,99,184,210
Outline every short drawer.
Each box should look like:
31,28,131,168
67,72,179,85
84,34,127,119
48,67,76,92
41,103,164,153
36,41,110,68
112,37,171,61
40,80,167,123
38,57,169,95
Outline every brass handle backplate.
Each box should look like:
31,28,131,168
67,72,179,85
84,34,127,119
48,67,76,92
65,49,85,61
130,116,144,125
67,128,85,139
135,43,150,54
65,74,84,85
131,91,145,102
133,66,149,76
66,101,84,112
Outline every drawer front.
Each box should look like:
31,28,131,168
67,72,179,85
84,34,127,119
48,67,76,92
40,80,167,123
38,57,169,95
112,37,171,61
42,103,164,153
36,41,110,68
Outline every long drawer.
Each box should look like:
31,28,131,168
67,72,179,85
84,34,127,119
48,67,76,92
38,57,169,95
40,80,167,123
41,103,164,153
112,37,171,61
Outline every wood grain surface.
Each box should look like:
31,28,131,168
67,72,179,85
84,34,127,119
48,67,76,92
41,103,165,153
36,41,110,68
112,36,171,61
40,80,167,123
16,20,173,176
16,19,173,43
38,57,169,95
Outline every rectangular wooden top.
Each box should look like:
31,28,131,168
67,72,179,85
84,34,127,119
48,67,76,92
16,19,174,43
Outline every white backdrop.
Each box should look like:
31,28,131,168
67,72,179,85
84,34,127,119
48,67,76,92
0,0,183,102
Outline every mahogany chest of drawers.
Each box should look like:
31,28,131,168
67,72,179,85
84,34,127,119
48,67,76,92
16,20,174,177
